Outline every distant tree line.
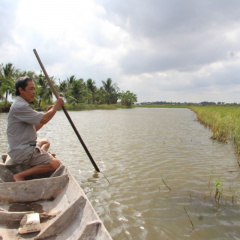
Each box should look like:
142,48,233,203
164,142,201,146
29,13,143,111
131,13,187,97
140,101,239,106
0,63,137,107
140,101,196,105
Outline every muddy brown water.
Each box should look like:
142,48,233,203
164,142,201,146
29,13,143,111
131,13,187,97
1,108,240,239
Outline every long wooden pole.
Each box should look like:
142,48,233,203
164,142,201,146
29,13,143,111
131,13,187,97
33,49,100,172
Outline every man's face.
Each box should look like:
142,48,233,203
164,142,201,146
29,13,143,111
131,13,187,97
19,80,36,103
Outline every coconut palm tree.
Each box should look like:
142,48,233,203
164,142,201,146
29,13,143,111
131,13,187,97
36,72,54,106
0,63,18,103
64,76,85,105
58,79,69,101
18,70,37,80
86,79,97,104
70,78,85,104
120,90,137,106
0,64,4,101
101,78,119,104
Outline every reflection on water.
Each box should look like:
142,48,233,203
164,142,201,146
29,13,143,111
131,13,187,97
1,108,240,240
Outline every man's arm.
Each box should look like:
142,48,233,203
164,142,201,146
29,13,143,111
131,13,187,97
35,105,53,131
35,122,44,132
35,98,64,131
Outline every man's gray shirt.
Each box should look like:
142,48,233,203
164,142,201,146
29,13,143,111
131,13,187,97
7,96,44,163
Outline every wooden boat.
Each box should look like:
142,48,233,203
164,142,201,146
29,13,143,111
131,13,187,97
0,156,112,240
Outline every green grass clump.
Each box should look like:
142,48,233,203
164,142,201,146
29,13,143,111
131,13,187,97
215,179,223,203
190,106,240,154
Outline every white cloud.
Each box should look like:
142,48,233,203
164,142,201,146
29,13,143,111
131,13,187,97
1,0,240,103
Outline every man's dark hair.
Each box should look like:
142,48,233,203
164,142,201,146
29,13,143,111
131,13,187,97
15,76,33,96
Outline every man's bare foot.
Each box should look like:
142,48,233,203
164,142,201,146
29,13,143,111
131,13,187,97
49,153,56,157
13,174,25,182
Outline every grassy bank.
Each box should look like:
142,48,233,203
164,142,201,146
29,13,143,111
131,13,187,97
0,102,133,113
190,105,240,155
40,103,132,111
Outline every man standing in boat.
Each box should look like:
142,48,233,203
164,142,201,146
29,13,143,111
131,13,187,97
7,76,64,181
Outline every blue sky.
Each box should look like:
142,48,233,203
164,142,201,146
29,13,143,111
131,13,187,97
1,0,240,103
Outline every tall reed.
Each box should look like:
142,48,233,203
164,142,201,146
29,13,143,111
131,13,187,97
190,106,240,155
